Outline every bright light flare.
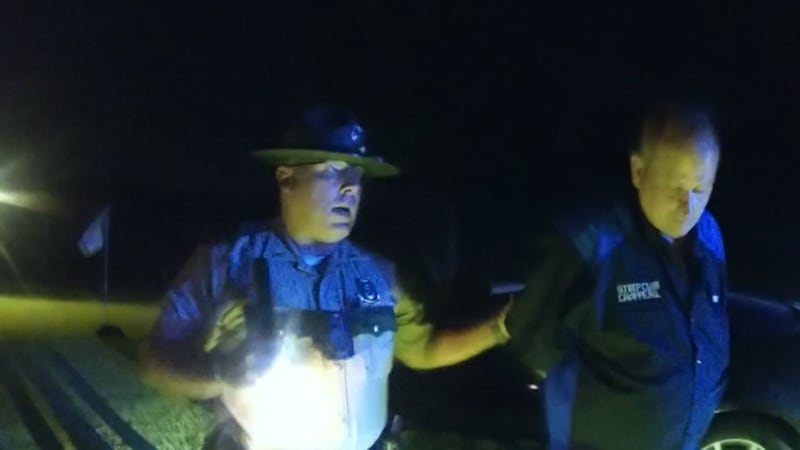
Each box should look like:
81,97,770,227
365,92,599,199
0,191,17,204
0,190,63,215
222,337,363,450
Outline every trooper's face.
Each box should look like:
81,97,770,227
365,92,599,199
278,161,363,244
631,136,719,240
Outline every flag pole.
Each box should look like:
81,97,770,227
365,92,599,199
102,168,112,327
102,205,111,324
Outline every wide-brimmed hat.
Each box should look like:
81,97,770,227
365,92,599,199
252,105,399,177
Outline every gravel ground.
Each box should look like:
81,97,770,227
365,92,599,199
0,337,543,449
0,337,213,450
0,370,40,449
55,338,214,450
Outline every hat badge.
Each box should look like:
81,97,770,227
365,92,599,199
350,125,363,143
347,125,367,154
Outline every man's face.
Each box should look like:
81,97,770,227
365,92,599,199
278,161,363,244
630,136,719,240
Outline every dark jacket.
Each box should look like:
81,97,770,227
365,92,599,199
507,199,729,450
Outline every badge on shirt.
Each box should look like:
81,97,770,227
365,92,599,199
356,278,379,305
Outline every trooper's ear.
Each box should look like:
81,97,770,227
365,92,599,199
630,152,645,190
275,166,295,191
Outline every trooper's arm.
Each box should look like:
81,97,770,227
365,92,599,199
139,335,226,400
139,244,236,400
393,287,510,370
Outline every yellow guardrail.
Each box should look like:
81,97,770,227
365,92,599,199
0,296,160,340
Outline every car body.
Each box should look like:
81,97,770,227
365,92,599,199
701,292,800,450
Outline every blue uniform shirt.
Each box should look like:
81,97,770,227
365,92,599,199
158,222,399,450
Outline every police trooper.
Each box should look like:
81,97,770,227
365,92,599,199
505,102,728,450
140,105,511,450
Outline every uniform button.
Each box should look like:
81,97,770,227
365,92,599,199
373,325,380,333
696,359,702,365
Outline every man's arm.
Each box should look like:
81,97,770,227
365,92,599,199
503,231,591,377
393,287,511,370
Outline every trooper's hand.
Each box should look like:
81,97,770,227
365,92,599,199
219,335,328,390
217,352,258,388
214,335,281,388
204,300,249,354
203,300,280,387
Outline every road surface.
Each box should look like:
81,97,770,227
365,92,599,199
0,337,543,450
0,337,212,450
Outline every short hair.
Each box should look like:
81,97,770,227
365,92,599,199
637,102,719,156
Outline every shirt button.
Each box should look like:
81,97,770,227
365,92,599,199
696,359,702,365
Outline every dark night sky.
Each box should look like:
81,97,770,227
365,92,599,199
1,2,800,295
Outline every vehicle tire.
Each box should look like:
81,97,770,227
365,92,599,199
700,413,795,450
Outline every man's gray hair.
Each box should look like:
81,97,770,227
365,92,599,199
637,102,719,156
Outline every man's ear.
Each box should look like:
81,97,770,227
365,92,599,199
630,152,644,190
275,166,294,191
